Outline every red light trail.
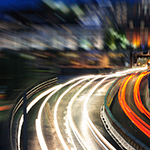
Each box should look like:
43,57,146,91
118,73,150,138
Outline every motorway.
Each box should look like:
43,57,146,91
13,67,148,150
111,71,150,148
19,75,119,150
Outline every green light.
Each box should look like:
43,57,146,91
55,1,70,14
121,43,126,49
109,43,116,50
20,53,36,60
43,0,57,9
71,5,84,17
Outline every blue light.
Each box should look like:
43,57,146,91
142,44,145,50
0,0,42,12
0,0,140,12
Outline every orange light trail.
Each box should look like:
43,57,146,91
118,73,150,138
134,71,150,119
0,105,12,111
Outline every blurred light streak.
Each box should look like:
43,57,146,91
82,68,144,149
43,0,57,10
118,74,150,138
0,105,12,111
17,85,60,150
134,71,150,119
83,76,117,150
43,0,69,13
97,80,114,94
64,112,77,150
71,4,84,17
67,75,102,150
36,85,62,150
53,68,145,150
54,75,95,150
87,81,115,148
54,13,66,22
17,68,146,150
55,1,70,14
61,25,72,34
115,66,147,76
20,53,36,60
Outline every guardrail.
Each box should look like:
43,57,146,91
9,77,58,150
101,105,135,150
101,76,149,150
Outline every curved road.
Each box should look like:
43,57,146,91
16,67,147,150
111,71,150,148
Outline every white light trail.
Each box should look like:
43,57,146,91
83,76,115,150
17,67,145,150
67,75,102,150
36,85,62,150
17,85,60,150
115,66,147,76
82,70,135,150
54,75,95,150
97,81,114,95
35,68,143,150
18,75,91,150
